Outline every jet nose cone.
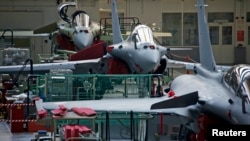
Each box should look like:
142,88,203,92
145,51,160,64
72,30,93,50
140,51,160,73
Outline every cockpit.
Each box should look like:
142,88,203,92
72,11,91,27
128,25,154,44
224,64,250,103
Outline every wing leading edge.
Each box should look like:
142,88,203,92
0,58,101,74
38,95,198,117
151,91,199,109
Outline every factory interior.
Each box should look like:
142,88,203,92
1,0,250,141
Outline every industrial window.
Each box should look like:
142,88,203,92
183,13,198,46
162,12,234,46
208,12,234,23
208,26,233,45
222,26,233,45
208,12,233,46
209,26,219,45
162,13,182,46
162,13,198,46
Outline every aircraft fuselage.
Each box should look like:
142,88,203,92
106,24,168,74
170,65,250,125
58,22,100,50
107,41,164,73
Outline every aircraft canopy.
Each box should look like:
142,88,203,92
128,25,154,44
224,64,250,103
72,11,91,28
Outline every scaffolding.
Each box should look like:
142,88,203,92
29,74,167,102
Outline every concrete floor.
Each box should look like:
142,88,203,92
0,122,35,141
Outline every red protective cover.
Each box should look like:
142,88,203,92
71,107,96,116
51,105,68,117
59,104,67,111
51,109,62,115
63,125,73,140
63,125,92,140
69,40,106,61
38,109,47,119
78,125,92,134
57,34,75,51
72,125,79,137
107,58,129,74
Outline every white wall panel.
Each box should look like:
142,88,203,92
206,0,234,12
162,0,183,12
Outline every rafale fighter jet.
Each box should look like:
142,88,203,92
39,0,250,140
0,0,170,75
96,0,170,74
34,2,102,51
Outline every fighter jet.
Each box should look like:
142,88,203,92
38,0,250,140
151,0,250,140
0,0,171,76
34,2,102,51
96,0,169,74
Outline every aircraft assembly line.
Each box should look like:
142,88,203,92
1,0,250,141
34,2,102,51
0,0,171,75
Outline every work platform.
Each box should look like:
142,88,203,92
32,73,167,102
35,99,183,141
0,70,189,141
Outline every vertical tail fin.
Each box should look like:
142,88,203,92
110,0,123,44
196,0,218,72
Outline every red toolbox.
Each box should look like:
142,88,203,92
10,104,25,132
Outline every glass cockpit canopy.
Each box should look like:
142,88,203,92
128,25,154,44
72,11,91,28
224,64,250,103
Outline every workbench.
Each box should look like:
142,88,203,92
49,111,97,141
